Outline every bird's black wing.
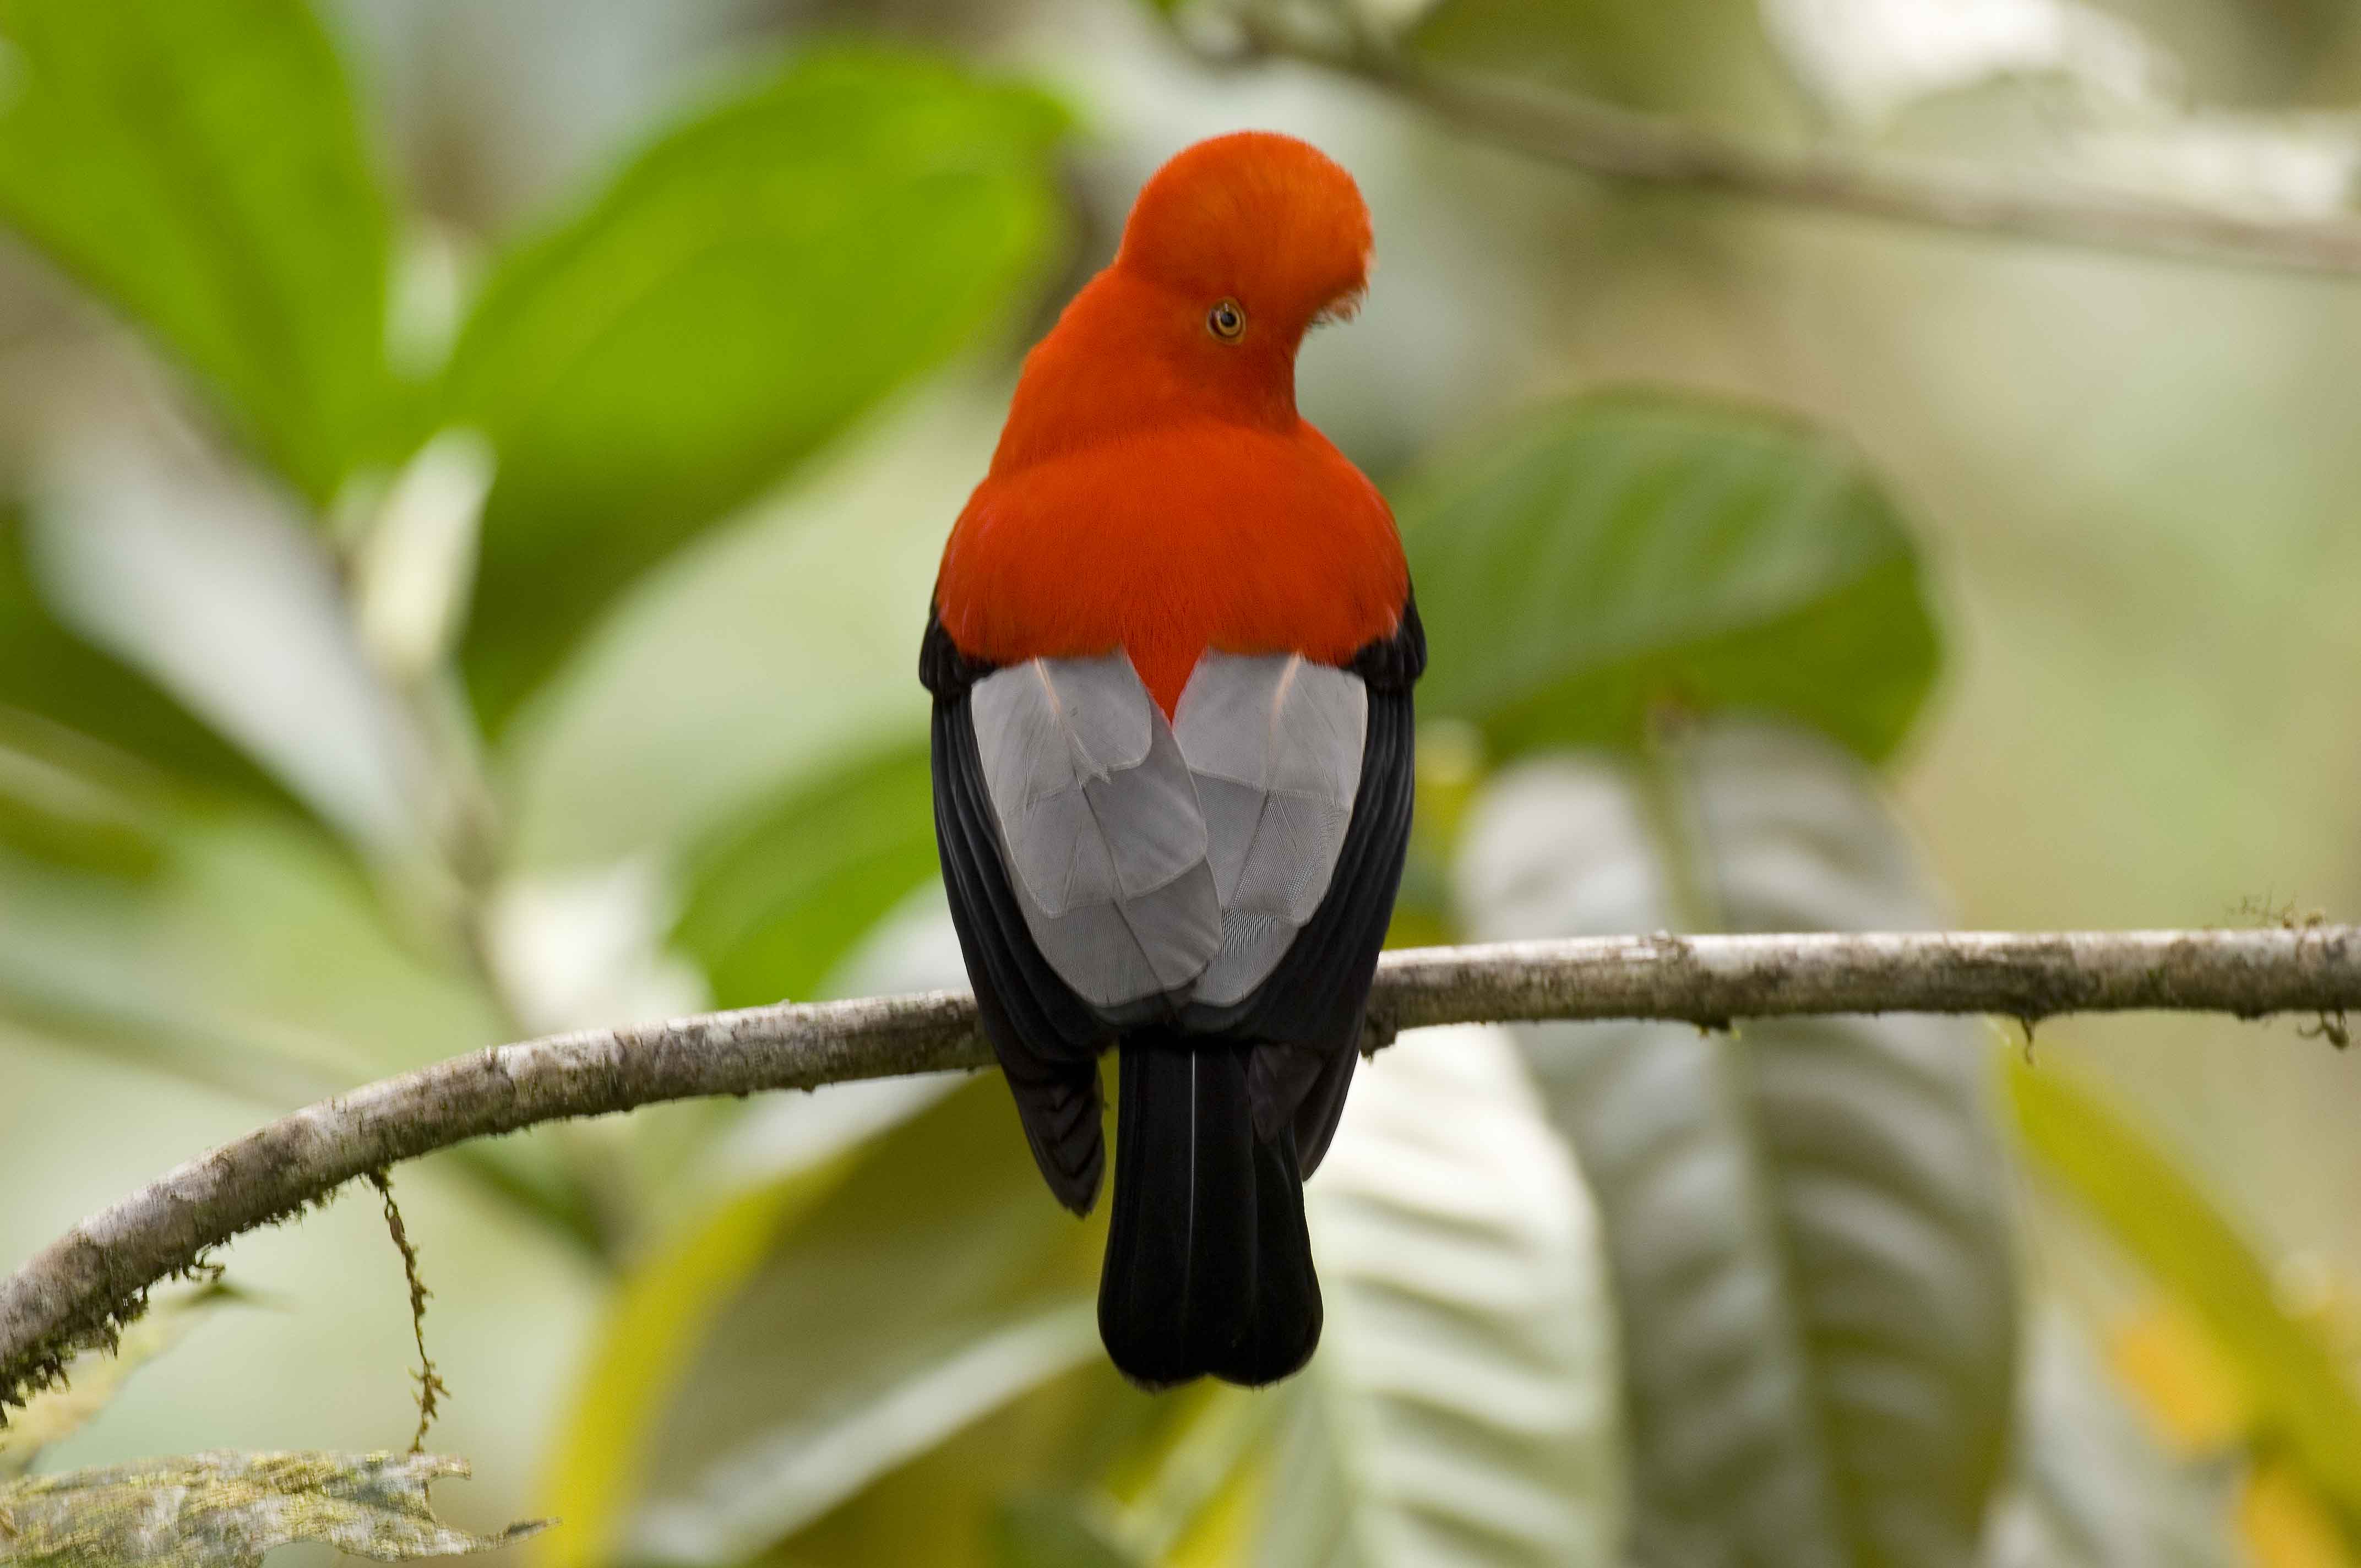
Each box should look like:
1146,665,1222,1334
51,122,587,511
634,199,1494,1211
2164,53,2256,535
923,609,1114,1212
1189,597,1424,1173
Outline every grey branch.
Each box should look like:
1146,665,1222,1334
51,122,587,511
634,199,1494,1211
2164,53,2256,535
1230,21,2361,279
5,926,2357,1409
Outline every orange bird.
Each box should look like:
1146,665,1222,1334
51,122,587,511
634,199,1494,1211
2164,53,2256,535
922,131,1422,1386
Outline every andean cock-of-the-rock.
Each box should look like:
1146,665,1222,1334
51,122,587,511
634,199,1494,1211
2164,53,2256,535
922,130,1423,1387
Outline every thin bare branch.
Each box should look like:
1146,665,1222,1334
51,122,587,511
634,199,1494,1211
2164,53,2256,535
1227,21,2361,279
5,925,2357,1410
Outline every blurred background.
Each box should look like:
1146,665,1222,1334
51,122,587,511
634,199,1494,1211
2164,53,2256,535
3,0,2359,1562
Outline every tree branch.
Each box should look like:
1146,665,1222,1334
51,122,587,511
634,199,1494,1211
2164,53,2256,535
1227,21,2361,279
5,926,2355,1410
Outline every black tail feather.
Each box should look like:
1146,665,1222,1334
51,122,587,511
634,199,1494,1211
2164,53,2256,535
1250,1041,1359,1179
1098,1032,1321,1389
1003,1061,1103,1215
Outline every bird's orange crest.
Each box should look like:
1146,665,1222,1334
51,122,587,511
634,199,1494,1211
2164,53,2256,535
1117,131,1374,344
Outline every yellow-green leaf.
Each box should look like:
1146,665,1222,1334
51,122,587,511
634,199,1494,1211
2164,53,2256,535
2008,1055,2361,1527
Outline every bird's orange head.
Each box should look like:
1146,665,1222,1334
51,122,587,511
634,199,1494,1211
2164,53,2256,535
988,131,1375,469
1118,130,1373,350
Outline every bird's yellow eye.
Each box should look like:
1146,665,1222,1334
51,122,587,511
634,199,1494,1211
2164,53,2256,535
1207,298,1247,341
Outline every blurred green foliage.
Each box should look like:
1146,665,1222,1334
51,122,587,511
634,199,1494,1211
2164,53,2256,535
0,0,399,504
446,51,1070,728
1409,0,1809,134
672,742,937,1008
0,0,2351,1563
2010,1055,2361,1549
0,508,307,832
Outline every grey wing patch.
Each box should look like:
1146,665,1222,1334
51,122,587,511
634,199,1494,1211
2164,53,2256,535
1173,653,1368,1008
971,654,1222,1009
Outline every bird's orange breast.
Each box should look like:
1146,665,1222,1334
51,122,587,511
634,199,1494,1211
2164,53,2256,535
934,418,1408,716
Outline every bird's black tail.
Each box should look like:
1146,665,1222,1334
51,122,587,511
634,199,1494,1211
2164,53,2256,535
1097,1030,1321,1388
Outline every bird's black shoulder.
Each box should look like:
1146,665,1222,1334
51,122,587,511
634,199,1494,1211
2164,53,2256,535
1349,593,1426,694
920,605,998,700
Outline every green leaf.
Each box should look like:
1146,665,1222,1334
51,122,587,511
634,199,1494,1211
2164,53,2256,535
504,371,993,872
540,1076,1113,1567
1457,722,2018,1568
0,0,398,504
444,46,1069,730
1260,1023,1627,1567
0,509,309,824
2006,1054,2361,1527
0,1450,543,1565
1982,1310,2236,1568
1401,391,1941,765
0,716,167,880
671,741,939,1008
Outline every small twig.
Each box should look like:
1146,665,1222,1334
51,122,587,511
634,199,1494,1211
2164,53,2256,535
4,926,2358,1414
365,1171,446,1455
1212,16,2361,280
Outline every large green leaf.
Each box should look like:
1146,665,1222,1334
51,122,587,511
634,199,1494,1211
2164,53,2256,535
670,741,939,1008
1456,722,2017,1568
504,371,995,873
1982,1310,2235,1568
23,442,437,856
0,0,397,504
1401,392,1940,764
2007,1055,2361,1530
1261,1023,1627,1567
0,508,308,825
444,47,1068,730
